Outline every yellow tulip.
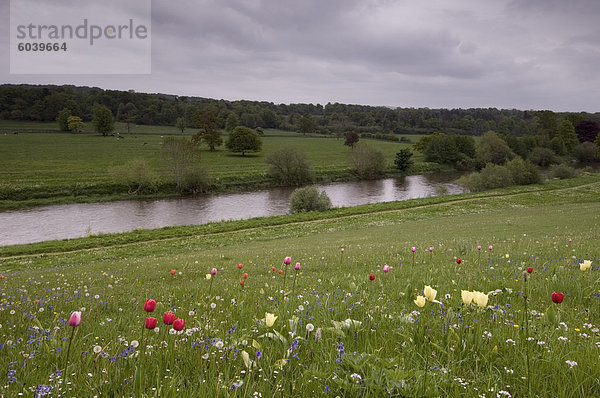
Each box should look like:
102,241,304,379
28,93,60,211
414,295,426,308
461,290,474,305
205,274,211,280
424,285,437,302
580,260,592,271
265,312,277,328
473,291,489,308
241,350,251,369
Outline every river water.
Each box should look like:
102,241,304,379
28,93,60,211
0,173,464,246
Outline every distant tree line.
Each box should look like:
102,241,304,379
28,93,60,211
2,84,599,138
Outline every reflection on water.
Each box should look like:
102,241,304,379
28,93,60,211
0,172,465,246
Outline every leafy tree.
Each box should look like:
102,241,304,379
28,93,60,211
67,116,85,134
290,187,332,213
56,108,71,131
226,126,262,156
394,149,413,171
297,116,315,136
574,120,599,143
161,137,200,190
535,110,558,136
344,132,359,148
413,132,444,152
175,117,186,134
555,119,578,153
476,131,515,165
265,147,314,186
92,105,115,136
225,112,239,132
350,143,386,179
573,142,598,163
192,107,222,151
528,147,560,167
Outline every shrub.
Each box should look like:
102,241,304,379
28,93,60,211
265,147,314,186
550,163,579,179
457,163,513,192
573,142,598,163
180,167,210,194
528,147,560,167
505,158,541,185
476,131,515,165
289,187,332,213
393,149,413,172
109,159,159,194
350,143,386,179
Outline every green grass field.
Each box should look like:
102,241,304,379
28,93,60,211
1,175,599,396
0,121,430,209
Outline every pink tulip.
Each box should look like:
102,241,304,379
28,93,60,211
477,245,482,250
340,248,344,253
411,247,416,253
295,263,301,271
68,311,81,327
383,265,390,273
429,247,433,252
284,257,291,265
211,268,217,275
488,245,493,251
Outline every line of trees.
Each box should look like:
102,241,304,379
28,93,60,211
2,84,599,138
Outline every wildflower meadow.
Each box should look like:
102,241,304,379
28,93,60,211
1,176,599,397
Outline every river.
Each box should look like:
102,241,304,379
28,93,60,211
0,173,464,246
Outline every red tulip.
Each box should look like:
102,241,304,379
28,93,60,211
278,269,283,274
145,317,157,329
551,292,565,304
271,267,276,272
240,279,245,286
68,311,81,327
144,298,157,312
163,311,175,325
243,273,248,279
238,263,243,269
0,275,4,280
456,258,462,264
527,267,533,273
173,318,185,331
369,274,375,281
170,269,176,275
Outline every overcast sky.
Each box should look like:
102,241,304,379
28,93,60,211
2,0,599,112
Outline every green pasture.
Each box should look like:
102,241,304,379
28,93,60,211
0,123,425,208
0,175,599,396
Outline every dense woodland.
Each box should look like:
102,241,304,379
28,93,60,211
2,84,599,137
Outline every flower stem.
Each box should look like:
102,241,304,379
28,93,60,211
62,326,76,386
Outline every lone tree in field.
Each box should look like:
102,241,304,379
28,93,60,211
175,117,186,134
297,116,315,136
226,126,262,156
56,108,71,131
344,132,359,149
192,107,222,151
92,105,115,136
67,116,85,134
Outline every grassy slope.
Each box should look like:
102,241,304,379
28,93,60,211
0,122,429,209
0,173,599,397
